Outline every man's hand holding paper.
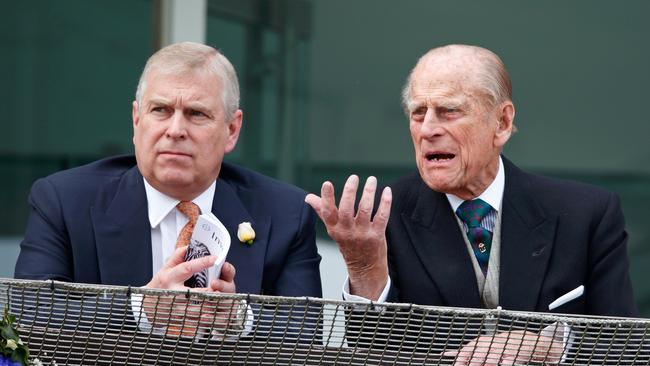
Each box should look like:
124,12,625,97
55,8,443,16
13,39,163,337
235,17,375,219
183,212,232,287
141,245,236,337
141,212,242,338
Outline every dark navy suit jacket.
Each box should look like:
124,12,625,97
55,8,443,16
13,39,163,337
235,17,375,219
15,155,322,298
385,157,637,317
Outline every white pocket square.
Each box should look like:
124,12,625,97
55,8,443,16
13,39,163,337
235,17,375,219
548,285,584,310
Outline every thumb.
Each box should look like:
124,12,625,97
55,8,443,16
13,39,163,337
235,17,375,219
305,193,322,212
443,350,459,357
219,261,236,282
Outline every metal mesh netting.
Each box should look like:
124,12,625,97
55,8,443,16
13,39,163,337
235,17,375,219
1,278,649,365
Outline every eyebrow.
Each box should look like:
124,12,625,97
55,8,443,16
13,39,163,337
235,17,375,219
146,98,211,112
439,99,468,109
406,97,468,112
184,102,211,112
147,97,171,106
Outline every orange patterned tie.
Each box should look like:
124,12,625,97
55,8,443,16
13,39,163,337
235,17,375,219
175,201,200,249
166,201,201,338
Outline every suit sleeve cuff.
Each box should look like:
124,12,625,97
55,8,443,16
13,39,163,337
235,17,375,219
341,275,391,303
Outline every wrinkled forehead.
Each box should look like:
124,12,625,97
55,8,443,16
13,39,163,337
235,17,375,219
145,63,218,84
411,68,481,104
140,70,223,112
144,65,222,95
410,53,488,102
414,53,480,88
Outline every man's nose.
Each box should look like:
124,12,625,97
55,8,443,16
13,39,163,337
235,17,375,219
420,109,445,138
165,110,188,139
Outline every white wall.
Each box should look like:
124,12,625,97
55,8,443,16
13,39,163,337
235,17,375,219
317,239,348,299
0,238,20,278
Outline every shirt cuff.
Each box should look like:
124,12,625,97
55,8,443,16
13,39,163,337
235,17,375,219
342,275,391,303
540,321,573,363
130,292,166,336
211,301,254,340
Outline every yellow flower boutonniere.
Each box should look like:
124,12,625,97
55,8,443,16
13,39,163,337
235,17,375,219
237,222,255,245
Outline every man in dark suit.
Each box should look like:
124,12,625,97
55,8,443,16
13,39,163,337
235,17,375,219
306,44,637,364
15,42,321,336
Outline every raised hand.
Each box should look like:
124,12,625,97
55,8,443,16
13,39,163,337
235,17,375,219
305,175,392,300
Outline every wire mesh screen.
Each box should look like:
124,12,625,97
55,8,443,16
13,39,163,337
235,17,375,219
1,278,649,365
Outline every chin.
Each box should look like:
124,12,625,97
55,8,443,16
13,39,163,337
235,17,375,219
421,173,458,194
156,170,193,186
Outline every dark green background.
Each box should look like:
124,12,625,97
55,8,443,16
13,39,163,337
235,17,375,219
2,0,649,314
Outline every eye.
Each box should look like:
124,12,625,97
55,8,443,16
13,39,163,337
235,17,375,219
187,109,208,119
410,106,427,122
437,106,463,119
150,106,171,114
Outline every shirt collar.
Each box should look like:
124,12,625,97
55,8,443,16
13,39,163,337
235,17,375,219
143,179,216,228
446,156,505,212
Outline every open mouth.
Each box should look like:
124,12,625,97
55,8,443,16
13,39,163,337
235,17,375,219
426,152,455,162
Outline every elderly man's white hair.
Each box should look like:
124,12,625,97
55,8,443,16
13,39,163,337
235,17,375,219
401,44,513,115
135,42,240,119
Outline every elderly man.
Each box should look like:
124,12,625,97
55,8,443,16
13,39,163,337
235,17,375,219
306,44,637,364
15,42,322,337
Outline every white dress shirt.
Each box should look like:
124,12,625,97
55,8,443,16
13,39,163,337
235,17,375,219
144,179,216,273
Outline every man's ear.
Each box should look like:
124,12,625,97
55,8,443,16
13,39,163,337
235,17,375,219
132,101,139,145
494,101,515,148
224,109,243,153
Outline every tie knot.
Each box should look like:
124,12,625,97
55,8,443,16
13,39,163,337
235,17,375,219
456,199,492,228
177,201,200,222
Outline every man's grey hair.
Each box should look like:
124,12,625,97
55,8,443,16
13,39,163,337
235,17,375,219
401,44,512,115
135,42,240,118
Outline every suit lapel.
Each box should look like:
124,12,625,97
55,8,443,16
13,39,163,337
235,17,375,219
212,178,269,294
91,167,153,286
498,158,557,311
402,182,483,308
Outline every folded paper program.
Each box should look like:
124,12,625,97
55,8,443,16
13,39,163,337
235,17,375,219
183,213,231,287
